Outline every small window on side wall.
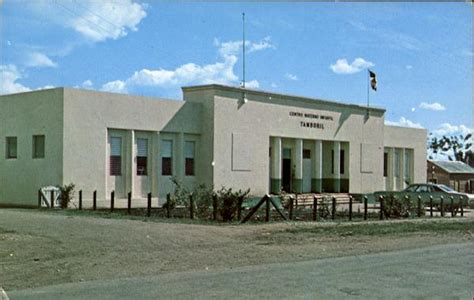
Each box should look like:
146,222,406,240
137,138,148,176
110,137,122,176
161,140,173,176
185,141,195,176
33,135,45,159
6,137,17,159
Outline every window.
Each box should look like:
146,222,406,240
137,138,148,176
340,149,345,174
185,141,195,176
303,149,311,159
161,140,172,176
32,135,45,158
404,150,410,178
383,152,388,177
6,137,17,159
109,137,122,176
331,150,334,174
394,150,400,178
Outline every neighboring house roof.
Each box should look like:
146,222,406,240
430,160,474,174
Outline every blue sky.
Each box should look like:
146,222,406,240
1,1,472,141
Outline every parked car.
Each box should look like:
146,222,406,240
374,183,469,215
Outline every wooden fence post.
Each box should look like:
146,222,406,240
460,196,464,217
50,191,55,209
417,195,421,217
212,194,217,221
312,196,317,222
440,196,444,217
289,196,294,221
38,189,42,208
166,193,171,218
429,196,433,217
147,192,151,217
331,196,336,220
364,195,368,220
79,190,82,210
450,196,454,217
189,193,194,220
127,192,132,214
93,190,97,211
265,195,270,222
379,195,384,220
110,191,115,213
348,195,353,221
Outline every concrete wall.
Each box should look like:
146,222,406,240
0,89,64,206
383,125,427,187
183,85,387,196
62,89,202,203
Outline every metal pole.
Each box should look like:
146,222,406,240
364,195,368,220
265,195,270,222
79,190,82,210
440,196,444,217
379,195,384,220
429,196,433,217
38,189,42,208
93,190,97,211
50,190,54,209
313,196,317,221
127,192,131,214
189,193,194,220
110,191,114,213
417,195,421,217
147,192,151,217
331,196,336,220
349,195,353,221
460,196,464,217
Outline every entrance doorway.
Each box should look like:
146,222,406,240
282,148,292,192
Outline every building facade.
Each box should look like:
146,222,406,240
0,85,427,206
427,160,474,193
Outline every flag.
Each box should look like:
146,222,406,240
369,70,377,91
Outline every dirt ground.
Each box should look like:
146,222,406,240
0,209,473,291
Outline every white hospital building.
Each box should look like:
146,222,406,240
0,85,427,206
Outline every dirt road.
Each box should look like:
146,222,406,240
8,243,474,299
1,209,473,293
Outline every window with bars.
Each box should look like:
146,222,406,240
6,137,17,159
137,138,148,176
185,141,195,176
110,137,122,176
161,140,172,176
32,135,45,158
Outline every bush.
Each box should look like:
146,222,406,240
163,177,189,214
382,193,417,218
193,184,214,219
58,183,75,209
215,187,250,222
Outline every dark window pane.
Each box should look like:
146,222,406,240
340,149,345,174
383,153,388,177
137,157,148,176
303,149,311,159
6,137,17,159
162,157,172,176
110,156,122,176
33,135,45,158
331,150,334,174
185,158,194,176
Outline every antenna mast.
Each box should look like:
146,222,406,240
242,12,246,89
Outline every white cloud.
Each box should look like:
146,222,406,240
0,64,31,95
67,0,147,42
432,123,471,137
25,52,57,68
82,80,93,89
214,36,275,57
101,37,272,93
385,117,423,129
411,107,416,112
406,65,413,70
285,73,298,81
419,102,446,111
330,58,374,74
245,80,260,89
101,80,127,93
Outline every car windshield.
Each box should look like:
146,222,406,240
436,184,455,192
404,185,418,192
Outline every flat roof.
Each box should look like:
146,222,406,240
182,84,386,113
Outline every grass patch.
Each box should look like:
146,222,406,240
285,219,474,237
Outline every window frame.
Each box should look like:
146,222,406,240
5,136,17,159
185,140,195,176
136,138,148,176
109,136,122,176
161,139,173,176
32,135,45,159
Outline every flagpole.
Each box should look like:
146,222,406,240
366,69,370,118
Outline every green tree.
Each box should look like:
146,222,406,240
427,133,472,165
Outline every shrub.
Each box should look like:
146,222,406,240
193,184,214,219
382,193,417,218
215,187,250,222
58,183,75,209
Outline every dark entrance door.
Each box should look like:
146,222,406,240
282,158,292,192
